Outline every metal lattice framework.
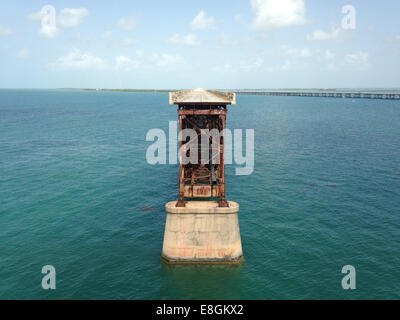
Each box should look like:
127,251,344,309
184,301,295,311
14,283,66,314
170,89,236,208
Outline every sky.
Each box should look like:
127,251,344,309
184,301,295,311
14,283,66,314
0,0,399,89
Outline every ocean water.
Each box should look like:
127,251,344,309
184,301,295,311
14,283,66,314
0,89,399,300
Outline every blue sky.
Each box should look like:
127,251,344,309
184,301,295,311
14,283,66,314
0,0,399,89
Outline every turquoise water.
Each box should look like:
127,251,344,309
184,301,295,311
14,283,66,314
0,89,399,299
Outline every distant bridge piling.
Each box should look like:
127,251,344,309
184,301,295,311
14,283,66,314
233,90,400,100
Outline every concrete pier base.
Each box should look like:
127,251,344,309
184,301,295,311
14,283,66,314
161,201,244,264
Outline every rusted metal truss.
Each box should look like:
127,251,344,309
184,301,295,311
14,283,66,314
176,105,229,208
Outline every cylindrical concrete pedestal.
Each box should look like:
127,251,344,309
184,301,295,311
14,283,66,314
161,201,244,264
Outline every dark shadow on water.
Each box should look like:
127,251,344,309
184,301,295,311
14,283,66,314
327,185,340,189
159,262,245,300
139,206,157,212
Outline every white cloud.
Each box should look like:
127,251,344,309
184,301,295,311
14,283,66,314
74,32,83,42
136,50,144,58
212,63,233,73
396,35,400,41
28,7,88,38
264,66,275,72
0,25,12,36
58,8,88,28
319,50,337,70
40,25,59,39
281,59,292,70
307,27,339,41
101,31,112,39
48,49,110,70
239,57,264,72
191,11,216,30
115,56,140,71
122,38,138,46
346,51,369,68
49,48,185,72
28,11,42,21
28,9,58,38
250,0,307,31
166,33,200,47
212,57,263,73
324,50,335,60
151,53,184,68
234,14,243,24
16,48,30,58
218,33,240,47
117,17,136,31
283,46,311,57
279,59,306,71
326,63,337,71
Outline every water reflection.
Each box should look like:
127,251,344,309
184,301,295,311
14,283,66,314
159,263,245,300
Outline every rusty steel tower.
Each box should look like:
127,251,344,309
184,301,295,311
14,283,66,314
170,89,236,207
161,89,244,264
